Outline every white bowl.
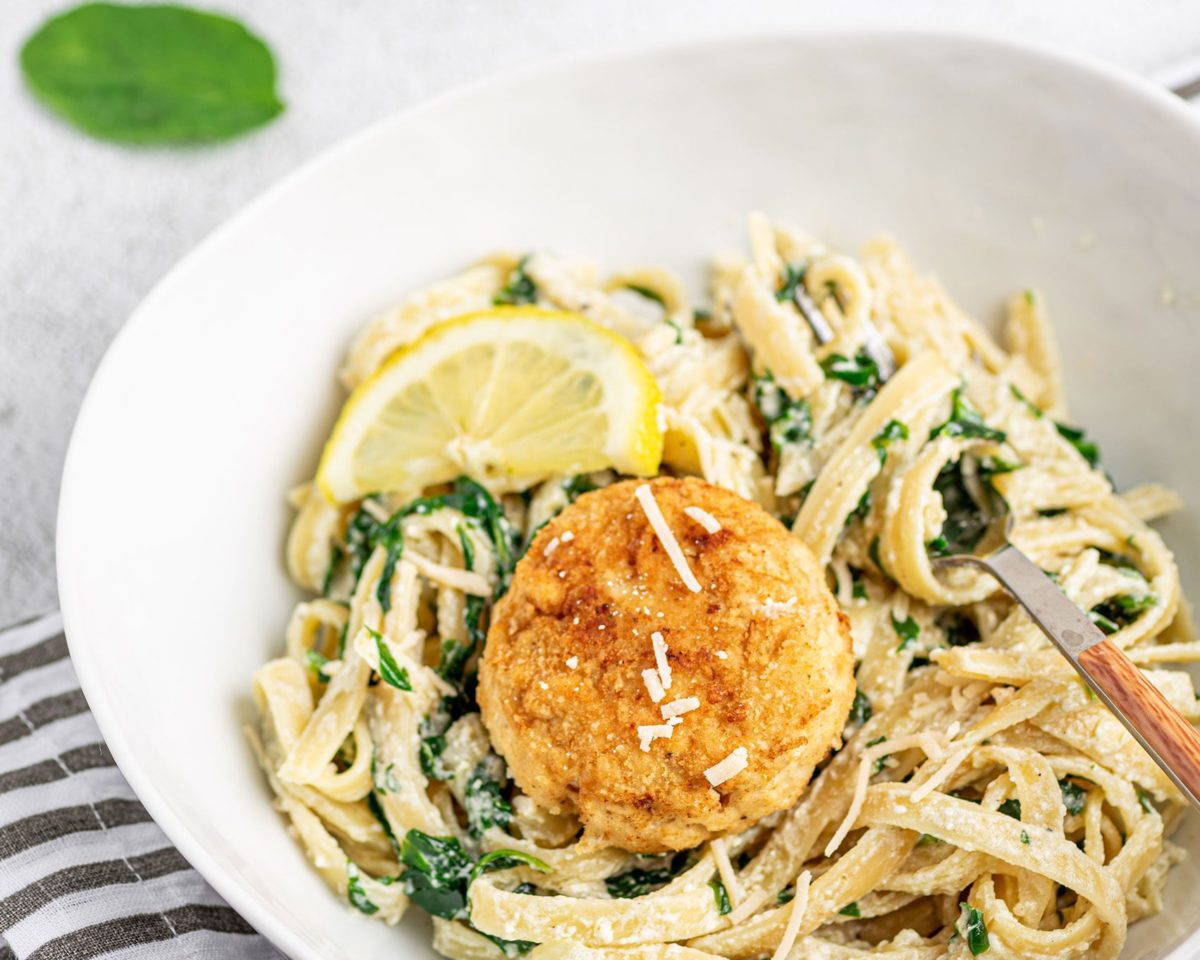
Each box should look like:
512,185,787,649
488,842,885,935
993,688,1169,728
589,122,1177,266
58,31,1200,960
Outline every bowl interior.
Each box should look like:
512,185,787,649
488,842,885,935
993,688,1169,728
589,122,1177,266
59,32,1200,960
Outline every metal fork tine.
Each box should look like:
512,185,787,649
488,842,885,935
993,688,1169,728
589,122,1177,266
789,275,897,383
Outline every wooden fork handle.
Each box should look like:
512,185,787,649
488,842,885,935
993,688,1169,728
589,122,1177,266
948,544,1200,808
1077,639,1200,806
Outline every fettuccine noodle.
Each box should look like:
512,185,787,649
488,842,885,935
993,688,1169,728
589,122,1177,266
253,213,1195,959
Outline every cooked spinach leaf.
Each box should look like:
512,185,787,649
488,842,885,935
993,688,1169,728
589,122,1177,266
710,878,732,915
1009,383,1043,418
958,901,990,955
929,388,1006,443
821,351,881,399
606,851,690,898
998,798,1022,820
419,733,448,780
892,614,919,651
871,419,909,464
1054,422,1101,469
838,901,861,918
848,688,872,726
775,262,807,303
352,477,519,610
1059,779,1087,815
937,611,980,648
493,256,537,306
469,849,550,886
304,648,330,684
868,535,889,578
866,735,888,774
321,545,343,596
1089,593,1156,635
465,759,513,837
367,626,412,691
437,594,487,686
346,860,380,915
477,932,538,957
927,457,1001,557
399,831,474,919
622,284,681,343
752,371,812,452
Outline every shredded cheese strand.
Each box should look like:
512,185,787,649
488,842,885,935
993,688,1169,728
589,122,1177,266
642,667,666,703
711,838,745,909
635,484,702,593
651,631,672,691
684,505,722,534
771,869,812,960
705,746,748,787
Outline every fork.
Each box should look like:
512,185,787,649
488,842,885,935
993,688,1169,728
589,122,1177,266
936,520,1200,807
792,287,1200,807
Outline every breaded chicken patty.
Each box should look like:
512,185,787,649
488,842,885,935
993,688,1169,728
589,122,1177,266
478,476,855,852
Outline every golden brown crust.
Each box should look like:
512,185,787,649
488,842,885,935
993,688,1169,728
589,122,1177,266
478,476,855,852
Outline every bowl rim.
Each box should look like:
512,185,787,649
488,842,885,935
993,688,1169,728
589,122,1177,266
56,27,1200,960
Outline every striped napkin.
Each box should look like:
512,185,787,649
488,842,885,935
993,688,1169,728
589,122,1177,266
0,612,284,960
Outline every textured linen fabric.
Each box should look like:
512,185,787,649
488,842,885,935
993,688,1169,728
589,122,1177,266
0,612,285,960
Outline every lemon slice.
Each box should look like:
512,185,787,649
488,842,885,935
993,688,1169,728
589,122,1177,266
317,307,663,502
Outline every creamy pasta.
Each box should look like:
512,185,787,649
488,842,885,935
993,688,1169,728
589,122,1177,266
253,213,1196,960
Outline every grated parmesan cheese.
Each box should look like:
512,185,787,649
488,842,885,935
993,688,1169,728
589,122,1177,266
759,596,798,617
824,733,930,858
910,745,973,803
642,668,666,703
566,656,579,670
710,837,745,908
651,631,672,690
561,530,575,542
684,505,722,534
716,650,728,660
705,746,748,786
638,723,674,751
634,484,702,593
543,536,561,557
661,696,700,720
771,869,812,960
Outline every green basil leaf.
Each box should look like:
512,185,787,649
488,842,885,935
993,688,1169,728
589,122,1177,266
21,2,283,144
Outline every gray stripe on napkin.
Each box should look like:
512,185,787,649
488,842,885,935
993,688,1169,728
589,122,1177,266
0,612,283,959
